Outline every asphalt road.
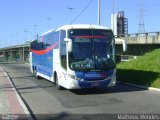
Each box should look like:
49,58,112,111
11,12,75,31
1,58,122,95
1,63,160,120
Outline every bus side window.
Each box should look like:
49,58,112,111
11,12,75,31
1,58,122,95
53,32,59,49
31,44,34,50
30,40,38,50
45,35,51,48
60,30,67,69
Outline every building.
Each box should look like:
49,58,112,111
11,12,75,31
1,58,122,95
111,11,128,37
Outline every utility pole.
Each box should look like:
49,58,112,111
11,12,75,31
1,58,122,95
98,0,101,25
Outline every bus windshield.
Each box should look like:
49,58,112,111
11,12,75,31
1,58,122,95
68,29,116,71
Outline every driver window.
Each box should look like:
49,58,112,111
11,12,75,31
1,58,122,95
60,30,67,69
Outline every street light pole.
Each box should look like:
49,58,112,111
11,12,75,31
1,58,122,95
98,0,101,25
33,25,38,37
16,32,19,45
68,7,74,24
47,17,52,29
24,29,28,43
23,29,28,62
112,0,115,34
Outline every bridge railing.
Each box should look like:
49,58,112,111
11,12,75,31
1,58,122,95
116,32,160,44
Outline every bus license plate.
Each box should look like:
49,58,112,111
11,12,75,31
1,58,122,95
91,82,99,87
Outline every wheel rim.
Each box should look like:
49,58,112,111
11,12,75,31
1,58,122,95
55,74,62,89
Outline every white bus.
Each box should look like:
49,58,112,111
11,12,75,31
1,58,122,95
30,24,116,89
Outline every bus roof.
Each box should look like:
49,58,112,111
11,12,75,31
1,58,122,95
56,24,111,31
40,29,55,36
39,24,111,37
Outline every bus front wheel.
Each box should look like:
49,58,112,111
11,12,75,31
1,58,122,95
54,73,63,90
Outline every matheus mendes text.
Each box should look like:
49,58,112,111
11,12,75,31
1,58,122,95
118,114,160,120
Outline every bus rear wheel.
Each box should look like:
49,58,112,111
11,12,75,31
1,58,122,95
33,69,40,79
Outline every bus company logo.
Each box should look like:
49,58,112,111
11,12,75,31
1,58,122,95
85,73,106,78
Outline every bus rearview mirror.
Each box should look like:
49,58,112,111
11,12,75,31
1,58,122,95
64,38,71,42
64,38,72,52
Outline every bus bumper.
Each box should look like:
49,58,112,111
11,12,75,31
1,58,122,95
66,78,116,89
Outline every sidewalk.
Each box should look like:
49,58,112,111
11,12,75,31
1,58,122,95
0,67,32,120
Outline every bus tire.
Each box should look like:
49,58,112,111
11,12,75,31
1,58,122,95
55,73,63,90
33,68,40,79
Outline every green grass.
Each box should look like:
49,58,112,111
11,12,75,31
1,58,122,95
117,49,160,88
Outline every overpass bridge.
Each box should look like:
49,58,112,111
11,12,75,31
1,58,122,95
0,32,160,63
115,32,160,61
0,44,29,62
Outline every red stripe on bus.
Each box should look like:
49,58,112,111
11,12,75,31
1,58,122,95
31,42,58,55
73,36,107,38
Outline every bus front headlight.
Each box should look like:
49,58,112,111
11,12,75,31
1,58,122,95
68,74,82,81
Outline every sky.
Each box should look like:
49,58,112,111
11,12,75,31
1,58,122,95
0,0,160,48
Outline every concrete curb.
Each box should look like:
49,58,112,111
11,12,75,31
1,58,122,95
148,87,160,92
117,81,160,92
2,68,35,120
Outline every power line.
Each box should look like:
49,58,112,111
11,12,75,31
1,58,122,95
71,0,93,24
145,2,160,8
122,2,160,14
